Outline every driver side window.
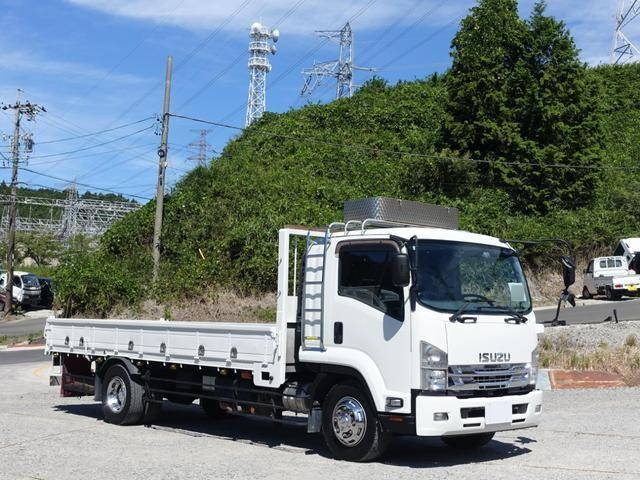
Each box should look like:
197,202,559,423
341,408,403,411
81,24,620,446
338,243,403,320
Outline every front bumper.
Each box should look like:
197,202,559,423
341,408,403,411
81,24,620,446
415,389,543,436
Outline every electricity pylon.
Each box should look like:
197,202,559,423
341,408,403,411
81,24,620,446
301,22,375,99
187,129,210,167
612,0,640,64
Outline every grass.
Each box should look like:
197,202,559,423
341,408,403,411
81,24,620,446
540,333,640,386
0,332,43,346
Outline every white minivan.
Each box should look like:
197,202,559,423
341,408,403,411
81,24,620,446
0,271,42,307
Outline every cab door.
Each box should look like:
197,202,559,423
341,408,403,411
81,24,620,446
584,260,595,292
325,240,411,409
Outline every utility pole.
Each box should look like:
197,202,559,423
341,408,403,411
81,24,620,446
152,56,172,283
1,90,45,314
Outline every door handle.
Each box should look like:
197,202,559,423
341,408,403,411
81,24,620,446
334,322,343,344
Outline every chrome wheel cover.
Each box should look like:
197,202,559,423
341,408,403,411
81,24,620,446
106,376,127,414
332,396,367,447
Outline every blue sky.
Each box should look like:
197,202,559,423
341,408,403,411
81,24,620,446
0,0,624,202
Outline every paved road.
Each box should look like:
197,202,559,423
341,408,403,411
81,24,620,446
534,298,640,325
0,315,47,337
0,347,46,365
0,360,639,479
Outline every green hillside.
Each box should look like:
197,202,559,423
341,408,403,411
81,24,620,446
55,2,640,316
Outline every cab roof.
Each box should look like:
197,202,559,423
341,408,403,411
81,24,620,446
329,225,511,250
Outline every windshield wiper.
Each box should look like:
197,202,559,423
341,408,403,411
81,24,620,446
449,301,478,323
478,305,528,324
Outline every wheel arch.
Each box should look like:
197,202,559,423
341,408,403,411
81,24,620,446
94,357,141,401
308,365,377,412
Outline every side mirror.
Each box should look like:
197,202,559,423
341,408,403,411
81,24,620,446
561,256,576,288
392,253,410,287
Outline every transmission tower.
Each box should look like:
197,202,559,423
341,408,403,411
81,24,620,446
245,22,279,127
301,22,374,99
612,0,640,64
61,181,79,240
187,129,210,167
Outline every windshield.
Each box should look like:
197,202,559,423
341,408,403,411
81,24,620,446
415,240,532,314
21,275,40,288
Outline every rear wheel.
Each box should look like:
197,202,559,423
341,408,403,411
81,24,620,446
321,383,389,462
101,364,145,425
441,432,495,449
606,286,617,301
582,285,592,299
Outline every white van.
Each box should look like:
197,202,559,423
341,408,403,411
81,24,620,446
614,238,640,273
583,256,640,300
0,271,42,307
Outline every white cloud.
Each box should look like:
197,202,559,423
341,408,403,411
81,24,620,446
0,51,148,84
64,0,459,35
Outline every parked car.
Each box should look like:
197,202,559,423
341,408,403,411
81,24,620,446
582,256,640,300
614,238,640,273
0,271,42,308
38,277,54,309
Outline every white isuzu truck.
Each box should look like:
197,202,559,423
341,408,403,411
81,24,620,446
45,198,561,462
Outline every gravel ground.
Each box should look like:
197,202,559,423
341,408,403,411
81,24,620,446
1,359,640,479
543,320,640,350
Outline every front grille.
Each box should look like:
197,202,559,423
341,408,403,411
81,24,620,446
448,363,530,392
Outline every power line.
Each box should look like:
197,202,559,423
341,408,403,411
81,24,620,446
215,0,378,124
17,124,155,159
34,117,155,145
175,0,309,112
168,113,638,172
19,167,152,200
359,0,448,65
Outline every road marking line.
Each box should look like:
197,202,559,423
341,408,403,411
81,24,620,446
32,365,48,378
524,464,640,476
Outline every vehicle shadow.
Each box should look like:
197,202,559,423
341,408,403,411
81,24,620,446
54,402,532,467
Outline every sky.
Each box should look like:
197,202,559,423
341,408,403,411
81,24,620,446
0,0,628,202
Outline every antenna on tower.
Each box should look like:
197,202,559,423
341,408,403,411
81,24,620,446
245,22,279,127
187,129,211,167
301,22,375,100
612,0,640,64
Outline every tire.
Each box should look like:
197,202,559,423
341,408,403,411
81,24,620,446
321,383,390,462
101,364,146,425
582,286,592,299
606,286,614,301
200,397,229,419
441,432,495,449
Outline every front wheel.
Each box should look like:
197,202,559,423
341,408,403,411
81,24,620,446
442,432,495,449
582,285,592,299
321,383,389,462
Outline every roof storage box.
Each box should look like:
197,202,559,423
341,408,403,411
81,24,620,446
343,197,459,230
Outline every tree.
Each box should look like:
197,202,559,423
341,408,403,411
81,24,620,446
446,0,603,213
446,0,528,188
516,1,602,212
16,233,62,266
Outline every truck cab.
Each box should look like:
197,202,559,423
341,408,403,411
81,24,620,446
0,271,42,307
614,238,640,274
297,205,542,450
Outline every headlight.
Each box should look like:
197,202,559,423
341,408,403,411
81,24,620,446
529,345,539,386
421,342,448,391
